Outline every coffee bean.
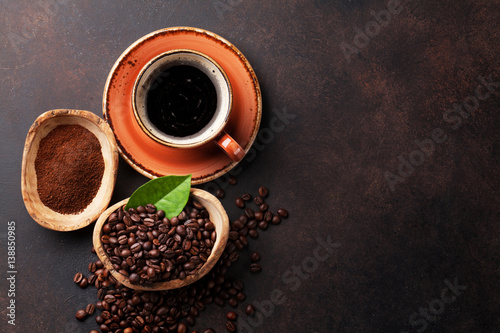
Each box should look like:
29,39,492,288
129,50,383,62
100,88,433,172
78,277,88,288
246,219,258,229
253,196,264,205
236,292,246,302
88,262,97,273
96,288,105,300
102,224,112,234
258,221,268,230
259,203,269,212
73,272,83,284
229,175,237,185
95,314,104,324
226,311,238,321
245,304,255,316
203,329,215,333
258,186,268,197
271,215,281,225
250,252,260,262
277,208,289,218
232,219,244,230
90,330,99,333
127,272,139,284
130,242,142,253
86,303,95,315
177,322,187,333
250,263,262,272
75,309,87,321
216,189,225,199
226,321,237,332
241,193,252,201
229,231,239,241
232,279,244,290
248,229,259,239
244,208,255,219
147,267,156,278
264,211,273,222
238,215,248,224
145,203,156,213
254,211,263,221
228,297,238,307
235,198,245,208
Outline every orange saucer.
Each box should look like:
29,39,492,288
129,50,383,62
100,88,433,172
103,27,262,184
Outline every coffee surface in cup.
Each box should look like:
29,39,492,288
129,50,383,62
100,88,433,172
146,65,217,137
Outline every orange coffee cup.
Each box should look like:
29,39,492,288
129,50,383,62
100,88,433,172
132,49,245,162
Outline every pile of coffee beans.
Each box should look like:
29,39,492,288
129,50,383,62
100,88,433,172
73,186,288,332
100,198,216,284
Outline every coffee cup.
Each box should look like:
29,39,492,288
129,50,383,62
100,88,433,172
132,49,245,161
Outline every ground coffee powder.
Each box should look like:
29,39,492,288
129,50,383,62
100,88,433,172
35,124,105,214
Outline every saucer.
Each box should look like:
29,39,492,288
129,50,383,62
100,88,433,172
103,27,262,184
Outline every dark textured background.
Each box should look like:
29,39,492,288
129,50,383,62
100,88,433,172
1,1,499,332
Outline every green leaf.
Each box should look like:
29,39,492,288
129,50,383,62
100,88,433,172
125,175,192,219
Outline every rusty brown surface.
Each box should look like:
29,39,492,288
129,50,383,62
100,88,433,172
1,0,499,332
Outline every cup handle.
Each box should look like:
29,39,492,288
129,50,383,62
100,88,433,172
214,132,245,162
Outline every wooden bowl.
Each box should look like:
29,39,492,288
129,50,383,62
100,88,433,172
93,188,230,291
21,109,119,231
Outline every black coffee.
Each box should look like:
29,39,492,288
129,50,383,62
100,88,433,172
146,65,217,137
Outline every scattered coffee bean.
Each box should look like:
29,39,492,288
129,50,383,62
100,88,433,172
244,208,255,219
177,322,187,333
235,197,245,208
277,208,289,218
203,329,216,333
259,203,269,212
226,311,238,321
75,309,87,321
241,193,251,201
226,321,237,332
232,280,243,290
78,277,88,288
228,297,238,307
250,263,262,272
264,211,273,222
245,304,255,316
250,252,260,262
228,175,237,185
271,215,281,225
253,196,264,205
258,220,268,230
258,186,268,198
88,262,97,273
86,303,95,315
216,188,225,199
88,274,97,285
73,272,83,284
236,291,246,302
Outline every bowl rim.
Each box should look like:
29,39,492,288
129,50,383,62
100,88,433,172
92,188,230,291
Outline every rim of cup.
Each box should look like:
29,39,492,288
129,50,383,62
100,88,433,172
132,49,233,148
